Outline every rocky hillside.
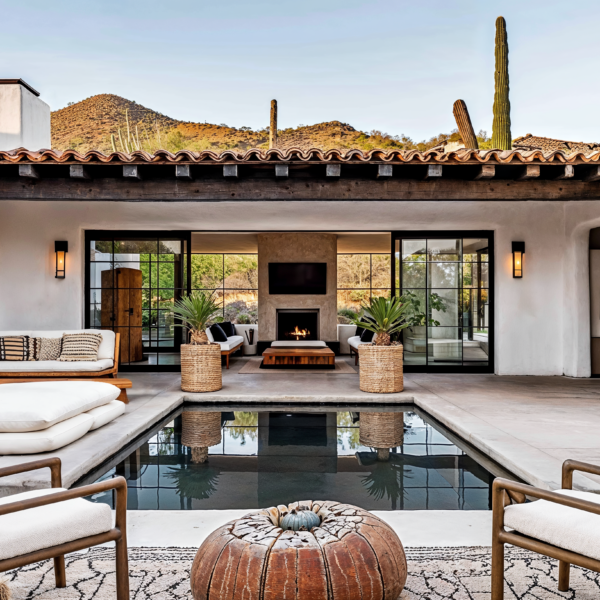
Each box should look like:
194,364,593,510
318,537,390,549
51,94,451,154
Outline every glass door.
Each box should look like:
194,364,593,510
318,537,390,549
86,232,189,370
393,232,493,372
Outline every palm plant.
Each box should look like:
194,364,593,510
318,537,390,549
352,296,411,346
173,291,223,345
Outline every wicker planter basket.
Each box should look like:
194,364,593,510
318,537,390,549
182,411,222,462
181,343,222,393
358,344,404,393
359,412,404,447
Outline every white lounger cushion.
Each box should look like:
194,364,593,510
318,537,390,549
0,413,93,454
0,329,115,360
87,400,126,430
0,358,114,373
0,381,120,432
271,341,327,348
504,489,600,561
348,335,376,350
0,487,113,560
217,335,244,351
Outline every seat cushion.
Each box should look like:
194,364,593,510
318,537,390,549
0,381,120,432
86,400,126,430
0,330,115,361
218,335,244,351
504,489,600,561
0,487,113,560
0,358,114,372
0,413,93,454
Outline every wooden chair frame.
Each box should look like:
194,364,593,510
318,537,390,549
492,459,600,599
0,458,129,599
221,340,243,369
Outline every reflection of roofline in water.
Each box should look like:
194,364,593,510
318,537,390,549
356,451,487,472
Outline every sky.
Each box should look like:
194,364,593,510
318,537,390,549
2,0,600,142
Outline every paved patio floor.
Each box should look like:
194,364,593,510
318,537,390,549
2,357,600,495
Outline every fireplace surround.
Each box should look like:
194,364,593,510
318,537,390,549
276,309,319,341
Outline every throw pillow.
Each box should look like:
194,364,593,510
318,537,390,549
360,329,375,343
209,324,228,342
58,332,103,362
0,336,29,361
28,337,41,361
39,337,62,361
219,321,236,337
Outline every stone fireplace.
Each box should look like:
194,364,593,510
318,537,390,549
276,309,319,341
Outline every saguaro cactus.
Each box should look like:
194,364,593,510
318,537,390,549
492,16,512,150
453,100,479,149
269,99,278,149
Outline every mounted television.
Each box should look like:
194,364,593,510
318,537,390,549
269,262,327,295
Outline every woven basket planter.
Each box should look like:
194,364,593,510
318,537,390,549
359,412,404,448
358,344,404,393
181,343,222,393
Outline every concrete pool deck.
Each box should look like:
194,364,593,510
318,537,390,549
1,357,600,495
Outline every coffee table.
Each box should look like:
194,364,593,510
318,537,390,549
261,346,335,369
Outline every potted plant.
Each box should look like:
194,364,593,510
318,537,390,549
351,296,410,393
173,291,223,393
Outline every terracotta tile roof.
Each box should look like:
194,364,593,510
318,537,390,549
513,134,600,155
2,146,600,165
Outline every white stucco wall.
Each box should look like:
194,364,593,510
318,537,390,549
0,199,598,376
0,84,51,150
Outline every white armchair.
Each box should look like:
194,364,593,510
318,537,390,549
0,458,129,599
492,459,600,599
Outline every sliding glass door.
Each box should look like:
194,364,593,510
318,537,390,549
393,232,493,372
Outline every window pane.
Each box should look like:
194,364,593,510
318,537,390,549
404,326,426,365
463,239,489,262
402,240,426,261
371,255,391,287
402,262,426,288
158,262,175,288
338,290,369,313
428,262,459,288
427,239,461,262
401,289,427,325
428,327,462,364
337,255,370,288
90,263,114,288
429,289,459,327
114,239,158,261
191,255,224,289
371,289,391,300
159,240,182,259
224,290,258,323
224,255,258,289
90,241,113,261
463,328,489,364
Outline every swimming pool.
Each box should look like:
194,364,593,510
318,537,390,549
83,404,514,511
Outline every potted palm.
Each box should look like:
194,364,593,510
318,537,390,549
352,296,410,393
173,291,223,393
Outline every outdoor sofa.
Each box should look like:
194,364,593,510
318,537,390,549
0,329,131,401
0,457,129,599
492,459,600,599
205,324,244,369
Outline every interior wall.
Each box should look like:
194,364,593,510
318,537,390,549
256,233,338,341
0,198,594,376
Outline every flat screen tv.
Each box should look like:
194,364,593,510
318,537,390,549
269,262,327,295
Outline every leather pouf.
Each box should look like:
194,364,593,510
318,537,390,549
190,500,407,600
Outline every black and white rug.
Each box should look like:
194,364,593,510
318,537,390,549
4,546,600,599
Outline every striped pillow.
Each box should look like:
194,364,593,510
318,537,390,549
28,337,42,361
0,336,29,361
58,333,103,362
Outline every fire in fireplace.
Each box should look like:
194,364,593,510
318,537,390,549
276,309,319,341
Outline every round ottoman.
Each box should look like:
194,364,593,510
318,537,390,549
191,500,407,600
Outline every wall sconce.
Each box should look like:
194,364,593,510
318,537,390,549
55,241,68,278
512,241,525,278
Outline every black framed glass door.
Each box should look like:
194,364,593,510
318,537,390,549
86,231,190,371
392,231,494,373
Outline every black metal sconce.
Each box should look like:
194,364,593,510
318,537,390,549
55,241,68,278
512,241,525,278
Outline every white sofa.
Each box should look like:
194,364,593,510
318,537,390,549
0,329,117,374
348,332,378,364
0,381,125,454
205,327,244,369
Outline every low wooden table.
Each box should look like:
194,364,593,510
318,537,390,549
262,347,335,369
0,377,132,403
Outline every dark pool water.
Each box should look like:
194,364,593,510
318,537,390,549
87,405,500,511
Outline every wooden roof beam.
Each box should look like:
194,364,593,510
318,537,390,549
123,165,141,180
275,164,289,178
516,165,540,181
584,166,600,182
423,165,442,180
474,165,495,180
70,165,90,179
326,164,341,178
223,165,238,178
19,165,39,179
377,164,393,179
175,165,193,180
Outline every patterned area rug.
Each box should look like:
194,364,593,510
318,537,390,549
4,546,600,599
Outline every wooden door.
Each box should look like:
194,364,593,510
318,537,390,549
101,267,144,364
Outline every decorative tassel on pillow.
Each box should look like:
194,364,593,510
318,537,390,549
0,578,11,600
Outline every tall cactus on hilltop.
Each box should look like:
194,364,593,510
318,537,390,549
492,16,512,150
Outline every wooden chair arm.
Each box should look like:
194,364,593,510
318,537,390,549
493,477,600,517
0,457,61,487
562,459,600,489
0,476,127,518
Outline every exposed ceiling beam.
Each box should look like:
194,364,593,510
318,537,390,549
584,166,600,182
223,165,238,178
18,165,39,179
175,165,193,180
275,164,289,178
516,165,540,181
474,165,495,180
377,165,393,179
424,165,442,180
70,165,90,180
326,164,341,178
123,165,141,180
